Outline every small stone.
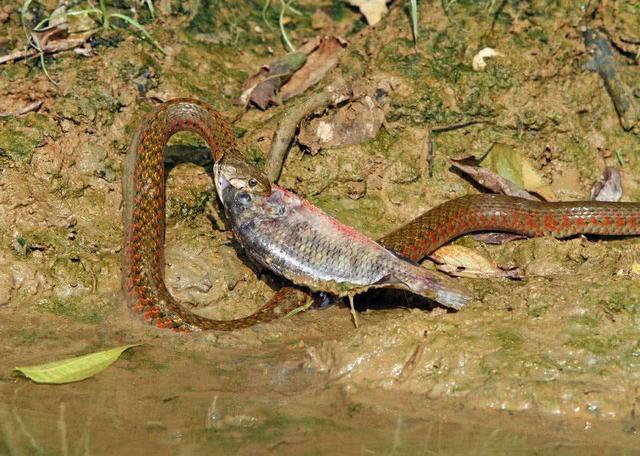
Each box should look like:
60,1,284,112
347,181,366,200
0,270,14,306
77,143,107,175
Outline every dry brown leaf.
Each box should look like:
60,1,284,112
298,95,385,154
483,144,556,200
281,36,347,102
472,48,501,71
236,52,306,110
590,166,622,202
471,232,526,245
346,0,390,26
451,154,538,200
430,245,522,279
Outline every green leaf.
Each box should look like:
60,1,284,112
14,344,139,384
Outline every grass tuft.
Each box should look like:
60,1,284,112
19,0,165,83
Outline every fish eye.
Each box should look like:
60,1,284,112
248,178,258,187
236,191,252,205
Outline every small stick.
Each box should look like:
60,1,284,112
426,127,434,178
0,100,42,117
265,77,351,182
347,294,358,328
431,120,486,133
0,35,90,65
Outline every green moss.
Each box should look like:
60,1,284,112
493,328,525,351
37,296,112,324
363,128,397,159
556,135,599,181
310,195,389,239
326,2,351,22
628,340,640,358
565,335,608,355
167,48,243,111
527,27,549,45
0,113,58,161
0,61,30,80
168,189,214,220
602,292,640,314
347,403,363,417
186,0,306,50
388,86,454,125
247,146,266,168
52,89,121,126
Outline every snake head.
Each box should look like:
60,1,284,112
214,156,271,201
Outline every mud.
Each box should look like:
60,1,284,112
1,0,640,453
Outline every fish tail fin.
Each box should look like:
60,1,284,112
378,267,473,310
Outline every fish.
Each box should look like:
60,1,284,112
214,161,472,310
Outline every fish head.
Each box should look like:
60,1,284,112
214,157,287,223
213,156,271,201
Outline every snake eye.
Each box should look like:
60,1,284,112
248,178,258,187
236,191,252,205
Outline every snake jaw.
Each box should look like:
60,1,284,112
213,161,230,199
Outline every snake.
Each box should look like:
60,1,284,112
122,98,640,332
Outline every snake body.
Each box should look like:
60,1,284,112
122,99,640,332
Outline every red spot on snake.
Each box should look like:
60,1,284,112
543,215,556,231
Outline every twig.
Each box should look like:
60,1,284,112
431,119,487,133
265,77,351,182
0,100,43,117
347,294,358,328
426,127,434,178
489,0,508,33
583,28,639,132
0,34,90,65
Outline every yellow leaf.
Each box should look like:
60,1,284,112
14,344,139,384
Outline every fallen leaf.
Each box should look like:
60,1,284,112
472,47,502,71
14,344,139,384
590,166,622,202
0,100,43,118
31,21,69,50
472,232,526,245
483,144,556,200
298,95,385,154
346,0,390,26
236,52,307,110
430,245,522,279
281,36,347,101
451,153,538,200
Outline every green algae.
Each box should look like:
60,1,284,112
493,328,525,351
36,295,113,324
53,89,121,127
311,194,389,239
363,128,398,159
0,113,58,161
168,189,214,221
